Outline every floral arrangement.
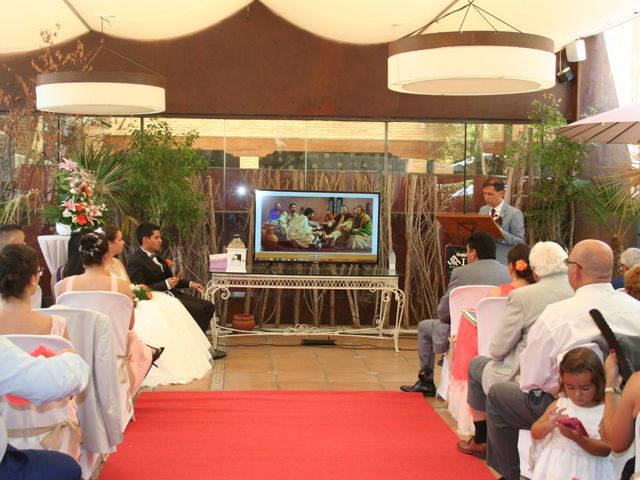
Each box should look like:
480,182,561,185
130,284,153,307
43,158,106,229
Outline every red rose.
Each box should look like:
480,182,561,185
75,203,83,212
77,213,88,225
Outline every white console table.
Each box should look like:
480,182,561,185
205,268,405,352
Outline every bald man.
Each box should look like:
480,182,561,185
484,240,640,480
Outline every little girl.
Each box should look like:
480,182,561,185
530,347,616,480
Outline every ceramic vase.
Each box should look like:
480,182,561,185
262,224,279,251
55,223,72,236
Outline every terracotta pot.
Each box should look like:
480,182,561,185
232,314,255,331
262,224,279,251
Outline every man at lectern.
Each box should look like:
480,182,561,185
478,177,525,265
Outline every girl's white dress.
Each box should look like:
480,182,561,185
108,259,212,386
531,396,616,480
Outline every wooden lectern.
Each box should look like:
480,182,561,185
436,214,504,275
436,213,504,243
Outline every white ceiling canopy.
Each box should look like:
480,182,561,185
260,0,639,52
1,0,252,54
0,0,638,55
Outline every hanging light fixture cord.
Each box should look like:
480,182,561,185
407,0,523,38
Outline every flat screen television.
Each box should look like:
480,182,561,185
254,189,380,263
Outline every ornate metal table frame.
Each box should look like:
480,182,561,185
206,272,406,352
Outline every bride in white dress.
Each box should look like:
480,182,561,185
104,226,212,387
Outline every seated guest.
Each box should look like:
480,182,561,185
612,247,640,289
457,241,573,458
623,264,640,301
59,233,135,328
0,251,80,460
0,224,25,248
448,243,535,433
529,347,614,480
0,224,42,308
0,335,89,480
59,232,155,392
484,239,640,480
400,232,510,396
0,245,69,339
486,243,535,297
602,352,640,477
105,225,213,386
126,223,224,358
58,228,93,282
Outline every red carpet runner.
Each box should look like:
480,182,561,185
100,391,495,480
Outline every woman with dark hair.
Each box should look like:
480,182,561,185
58,232,155,393
59,232,135,328
104,226,212,387
0,244,80,460
487,243,536,297
57,228,93,282
0,244,68,338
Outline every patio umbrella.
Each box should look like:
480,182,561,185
557,103,640,144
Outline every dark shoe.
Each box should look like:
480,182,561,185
399,379,436,396
456,438,487,459
145,346,165,378
209,346,227,360
151,346,165,365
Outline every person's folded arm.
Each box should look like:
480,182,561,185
0,337,90,404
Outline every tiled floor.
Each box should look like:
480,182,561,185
144,331,501,478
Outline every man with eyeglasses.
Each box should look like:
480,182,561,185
484,239,640,480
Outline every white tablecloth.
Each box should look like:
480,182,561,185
37,235,70,277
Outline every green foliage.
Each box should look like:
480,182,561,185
72,144,130,216
124,121,207,242
577,177,640,239
508,95,588,245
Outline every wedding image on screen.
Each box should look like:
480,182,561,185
254,189,380,263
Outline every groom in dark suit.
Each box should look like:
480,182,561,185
127,223,225,359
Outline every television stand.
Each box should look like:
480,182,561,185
205,267,405,352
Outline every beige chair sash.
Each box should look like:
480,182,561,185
7,418,82,454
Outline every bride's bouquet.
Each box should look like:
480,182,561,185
130,284,153,307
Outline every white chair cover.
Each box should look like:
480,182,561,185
476,296,508,357
518,429,534,479
52,280,65,302
5,334,72,353
37,307,123,480
449,285,494,337
2,334,81,462
437,284,493,401
55,292,134,431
